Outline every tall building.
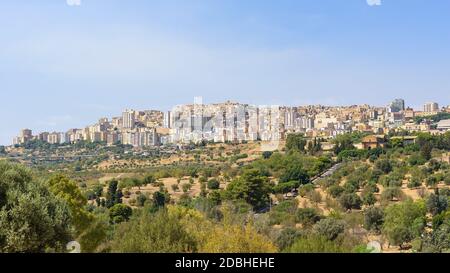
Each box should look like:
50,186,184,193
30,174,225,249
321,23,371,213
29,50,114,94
164,111,172,128
13,129,33,145
423,102,439,113
122,109,136,129
389,99,405,113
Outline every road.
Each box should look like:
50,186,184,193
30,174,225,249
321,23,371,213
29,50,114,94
311,162,343,184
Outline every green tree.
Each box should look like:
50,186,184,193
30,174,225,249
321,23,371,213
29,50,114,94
313,218,346,241
296,208,322,227
143,174,156,185
152,191,168,208
382,200,426,247
224,169,273,210
111,209,198,253
375,159,393,174
106,180,121,208
136,193,148,207
339,193,362,210
182,183,192,193
286,134,307,152
275,227,303,251
47,175,94,235
109,204,132,224
207,179,220,190
333,134,356,155
426,193,448,216
364,206,384,233
0,161,72,252
279,164,310,185
262,151,273,159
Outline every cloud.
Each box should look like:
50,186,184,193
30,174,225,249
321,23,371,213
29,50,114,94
66,0,81,6
367,0,382,6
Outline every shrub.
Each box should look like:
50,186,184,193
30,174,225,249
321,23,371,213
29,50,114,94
296,208,322,227
109,204,132,224
339,193,362,210
207,179,220,190
313,218,346,241
364,206,384,232
328,185,345,198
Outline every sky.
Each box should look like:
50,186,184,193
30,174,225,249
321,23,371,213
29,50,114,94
1,0,450,145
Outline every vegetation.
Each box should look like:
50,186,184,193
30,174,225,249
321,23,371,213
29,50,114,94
1,132,450,253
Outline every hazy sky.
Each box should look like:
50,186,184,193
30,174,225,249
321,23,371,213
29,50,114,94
1,0,450,145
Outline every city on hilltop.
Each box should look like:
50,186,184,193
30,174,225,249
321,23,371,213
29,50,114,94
11,99,450,149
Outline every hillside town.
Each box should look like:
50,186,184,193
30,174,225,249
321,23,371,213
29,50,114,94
11,99,450,149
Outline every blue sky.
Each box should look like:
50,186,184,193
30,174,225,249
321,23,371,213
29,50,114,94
1,0,450,145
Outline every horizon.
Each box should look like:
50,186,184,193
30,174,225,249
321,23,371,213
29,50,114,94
1,0,450,145
5,97,447,146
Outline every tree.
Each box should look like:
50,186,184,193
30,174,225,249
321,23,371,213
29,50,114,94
262,151,273,159
381,187,405,203
47,175,94,235
224,169,273,210
109,204,132,224
182,183,192,193
275,227,303,251
328,185,345,198
333,134,355,155
426,193,448,216
313,218,346,241
420,142,432,161
143,174,156,185
111,209,198,253
296,208,322,227
382,200,426,247
0,161,72,252
106,180,121,208
136,193,148,207
152,191,168,208
364,206,384,232
207,179,220,190
339,193,362,210
422,216,450,253
200,222,277,253
171,184,179,192
375,159,393,174
279,164,310,185
286,134,307,152
361,190,377,206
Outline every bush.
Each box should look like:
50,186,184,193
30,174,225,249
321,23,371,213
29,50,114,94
136,194,147,207
339,193,362,210
313,218,346,241
426,176,439,188
275,228,303,251
408,177,422,189
182,183,192,193
381,187,405,203
207,179,220,190
111,209,198,253
426,193,448,216
285,235,347,253
382,200,426,247
296,208,322,227
109,204,133,224
375,159,393,174
444,173,450,186
361,191,376,206
364,206,384,232
328,185,345,198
